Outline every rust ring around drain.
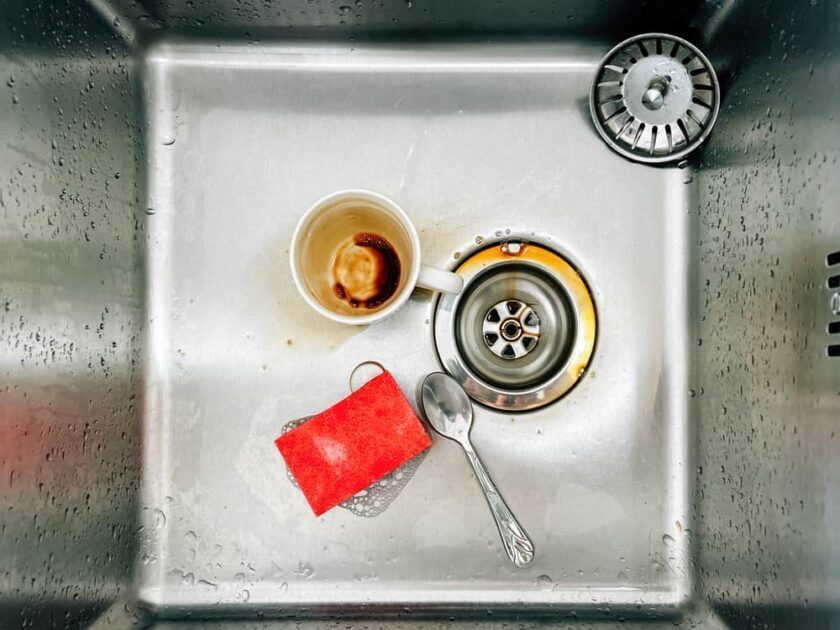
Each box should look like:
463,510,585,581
433,240,597,411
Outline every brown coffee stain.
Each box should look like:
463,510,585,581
331,232,401,310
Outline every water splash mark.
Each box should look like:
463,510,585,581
281,416,427,518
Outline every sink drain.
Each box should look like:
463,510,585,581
483,299,540,360
589,33,720,163
434,241,597,411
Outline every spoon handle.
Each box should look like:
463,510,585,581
461,442,535,568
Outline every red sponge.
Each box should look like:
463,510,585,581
275,371,431,516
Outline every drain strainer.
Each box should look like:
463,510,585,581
590,33,720,164
483,299,541,360
434,242,597,411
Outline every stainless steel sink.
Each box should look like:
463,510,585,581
2,1,839,628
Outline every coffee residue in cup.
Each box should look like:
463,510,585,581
332,232,401,309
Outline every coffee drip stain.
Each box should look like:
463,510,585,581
333,232,401,310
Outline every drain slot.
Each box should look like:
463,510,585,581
827,249,840,358
434,241,597,411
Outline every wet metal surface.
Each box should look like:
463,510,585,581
4,0,840,626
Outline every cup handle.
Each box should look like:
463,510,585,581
417,264,463,295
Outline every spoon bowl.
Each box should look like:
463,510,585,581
421,371,473,443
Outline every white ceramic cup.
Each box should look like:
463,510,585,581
290,190,463,325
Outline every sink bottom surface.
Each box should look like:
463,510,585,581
139,40,692,616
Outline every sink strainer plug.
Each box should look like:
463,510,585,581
590,33,720,164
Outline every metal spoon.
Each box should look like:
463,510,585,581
421,372,535,568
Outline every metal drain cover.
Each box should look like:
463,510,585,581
434,242,597,411
483,299,541,360
590,33,720,164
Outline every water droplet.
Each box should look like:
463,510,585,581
145,207,156,216
152,508,166,529
295,561,315,579
662,533,676,545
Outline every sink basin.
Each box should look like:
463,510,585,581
139,39,690,615
2,0,839,628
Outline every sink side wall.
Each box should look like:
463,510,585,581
129,0,708,40
0,0,145,626
695,0,840,621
